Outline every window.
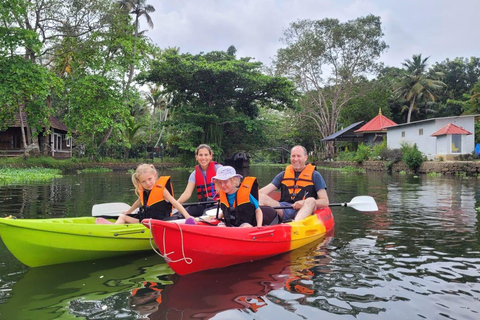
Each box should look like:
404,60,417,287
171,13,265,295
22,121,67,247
53,133,62,151
65,136,71,147
451,135,461,153
419,128,423,135
12,135,21,149
401,131,405,137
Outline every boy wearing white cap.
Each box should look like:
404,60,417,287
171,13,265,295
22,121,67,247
212,166,263,227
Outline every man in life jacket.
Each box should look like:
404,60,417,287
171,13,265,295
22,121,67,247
259,145,329,221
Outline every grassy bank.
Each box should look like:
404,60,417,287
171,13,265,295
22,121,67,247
0,156,183,171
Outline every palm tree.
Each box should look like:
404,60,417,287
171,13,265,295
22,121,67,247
393,54,445,123
143,84,171,147
118,0,155,90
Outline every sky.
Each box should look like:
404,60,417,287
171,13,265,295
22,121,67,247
143,0,479,70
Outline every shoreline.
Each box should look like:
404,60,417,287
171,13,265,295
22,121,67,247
317,160,480,176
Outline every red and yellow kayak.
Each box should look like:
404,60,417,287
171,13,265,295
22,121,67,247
142,207,334,275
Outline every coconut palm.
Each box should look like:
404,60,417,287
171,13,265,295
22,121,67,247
143,84,171,147
117,0,155,90
393,54,445,123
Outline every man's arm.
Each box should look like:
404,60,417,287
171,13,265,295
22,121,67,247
315,189,329,208
259,183,277,195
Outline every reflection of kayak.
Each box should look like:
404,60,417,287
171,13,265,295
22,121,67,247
0,217,154,267
0,253,171,320
146,235,332,319
143,207,334,275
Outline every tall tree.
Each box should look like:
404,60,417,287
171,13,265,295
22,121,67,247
393,54,446,123
117,0,155,91
274,15,387,156
138,49,297,156
0,0,63,154
429,57,480,117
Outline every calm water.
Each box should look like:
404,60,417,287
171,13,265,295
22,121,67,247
0,166,479,319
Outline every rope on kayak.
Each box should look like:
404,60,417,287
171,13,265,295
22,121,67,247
147,219,193,265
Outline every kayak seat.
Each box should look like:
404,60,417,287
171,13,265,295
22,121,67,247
260,206,280,226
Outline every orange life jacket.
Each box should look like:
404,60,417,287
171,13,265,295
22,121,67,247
138,176,173,220
219,177,258,227
279,164,317,203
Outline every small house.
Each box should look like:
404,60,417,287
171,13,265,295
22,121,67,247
0,113,72,158
386,115,477,160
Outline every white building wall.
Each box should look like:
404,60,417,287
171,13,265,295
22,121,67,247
386,115,477,160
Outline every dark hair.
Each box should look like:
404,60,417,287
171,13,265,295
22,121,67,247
195,144,213,155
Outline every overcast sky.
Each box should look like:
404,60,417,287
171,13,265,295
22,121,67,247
143,0,479,69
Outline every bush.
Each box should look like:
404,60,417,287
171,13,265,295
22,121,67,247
372,139,387,159
354,143,372,164
337,150,356,161
401,143,424,171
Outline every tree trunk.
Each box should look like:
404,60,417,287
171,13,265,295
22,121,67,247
97,125,114,151
407,96,416,123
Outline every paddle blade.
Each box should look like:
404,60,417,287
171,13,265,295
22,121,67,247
92,202,132,217
346,196,378,212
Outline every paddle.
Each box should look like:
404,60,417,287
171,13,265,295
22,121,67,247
181,200,218,207
92,200,219,217
92,202,138,217
272,195,378,212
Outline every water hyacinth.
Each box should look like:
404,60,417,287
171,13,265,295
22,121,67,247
0,168,62,185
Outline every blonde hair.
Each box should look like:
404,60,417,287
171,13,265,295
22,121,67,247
195,144,213,155
131,164,158,196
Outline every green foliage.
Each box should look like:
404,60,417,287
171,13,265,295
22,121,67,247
401,143,424,171
427,172,442,177
137,49,297,157
372,139,387,159
340,79,392,126
63,74,127,156
0,167,62,185
336,150,357,161
430,57,480,115
275,15,388,152
318,166,366,174
393,54,446,123
0,56,63,132
354,143,372,164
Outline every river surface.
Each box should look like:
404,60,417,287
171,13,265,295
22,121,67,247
0,166,479,319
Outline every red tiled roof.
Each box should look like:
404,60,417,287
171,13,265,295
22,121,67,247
431,123,472,136
354,110,397,133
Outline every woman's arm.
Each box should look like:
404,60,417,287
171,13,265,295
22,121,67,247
177,182,196,203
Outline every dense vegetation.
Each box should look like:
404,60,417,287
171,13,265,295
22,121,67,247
1,1,479,164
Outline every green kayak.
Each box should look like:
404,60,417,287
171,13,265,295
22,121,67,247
0,217,154,267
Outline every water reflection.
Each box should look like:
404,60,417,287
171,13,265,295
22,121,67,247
1,168,480,319
0,253,171,319
143,236,332,319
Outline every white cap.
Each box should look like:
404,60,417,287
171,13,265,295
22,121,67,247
212,166,243,181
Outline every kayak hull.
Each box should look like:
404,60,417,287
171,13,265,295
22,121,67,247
143,207,334,275
0,217,154,267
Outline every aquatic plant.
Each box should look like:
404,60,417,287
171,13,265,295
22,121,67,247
0,168,62,185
